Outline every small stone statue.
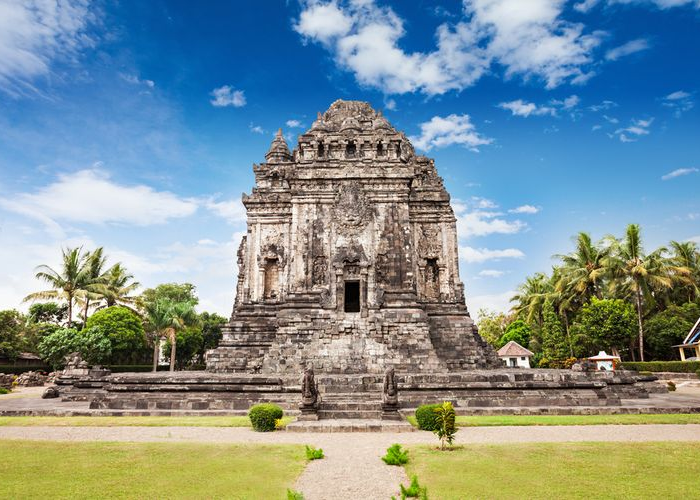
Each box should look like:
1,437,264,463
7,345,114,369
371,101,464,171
382,366,398,405
64,352,82,370
301,367,318,407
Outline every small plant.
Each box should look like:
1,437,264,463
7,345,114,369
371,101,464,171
248,403,284,432
382,443,409,465
415,404,441,431
305,445,324,460
433,401,457,450
667,381,677,391
0,387,10,395
286,489,304,500
399,475,428,499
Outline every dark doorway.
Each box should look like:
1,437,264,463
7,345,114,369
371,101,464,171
344,281,360,313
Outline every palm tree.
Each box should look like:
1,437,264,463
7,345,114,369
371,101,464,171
555,232,609,304
143,298,197,372
77,247,109,323
606,224,673,361
23,247,91,327
668,240,699,303
510,272,553,330
95,263,140,309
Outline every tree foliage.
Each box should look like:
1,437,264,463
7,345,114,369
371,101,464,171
645,302,700,360
498,320,532,349
85,306,146,363
476,309,509,348
37,327,112,369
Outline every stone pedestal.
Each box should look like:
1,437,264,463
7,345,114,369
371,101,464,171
298,405,320,421
381,403,401,421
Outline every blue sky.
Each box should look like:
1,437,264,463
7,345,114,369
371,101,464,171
0,0,698,317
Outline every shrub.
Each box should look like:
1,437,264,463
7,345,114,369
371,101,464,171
0,365,49,375
248,403,283,432
434,401,457,450
622,361,700,373
0,387,10,394
305,445,324,460
86,307,146,362
399,475,428,499
382,443,409,465
286,489,304,500
415,404,441,431
667,381,677,391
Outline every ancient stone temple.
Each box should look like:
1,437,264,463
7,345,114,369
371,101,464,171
206,100,500,374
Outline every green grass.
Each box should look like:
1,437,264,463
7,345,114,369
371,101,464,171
406,413,700,427
0,415,295,427
405,442,700,499
0,440,306,499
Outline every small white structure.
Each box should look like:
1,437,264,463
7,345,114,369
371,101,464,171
673,316,700,361
497,341,533,368
588,351,620,371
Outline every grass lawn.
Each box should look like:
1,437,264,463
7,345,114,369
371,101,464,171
405,442,700,499
406,413,700,427
0,415,294,427
0,440,306,499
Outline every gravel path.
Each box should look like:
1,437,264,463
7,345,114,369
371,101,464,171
2,425,700,499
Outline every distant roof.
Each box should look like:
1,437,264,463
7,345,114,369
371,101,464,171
588,351,620,361
497,341,534,357
682,317,700,345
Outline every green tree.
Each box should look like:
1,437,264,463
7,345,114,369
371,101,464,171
606,224,673,361
77,247,110,323
27,302,67,325
86,306,146,363
540,300,570,365
570,298,636,359
645,302,700,360
511,272,553,330
37,326,112,369
667,241,700,304
143,298,198,372
139,283,199,310
476,309,509,348
95,263,140,309
198,311,227,362
498,320,532,349
555,232,609,303
433,401,457,450
163,326,204,369
23,247,93,327
0,310,24,360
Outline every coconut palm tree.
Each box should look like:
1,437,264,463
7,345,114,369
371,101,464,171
510,272,554,330
667,240,700,303
605,224,673,361
23,247,91,327
95,263,140,309
76,247,110,323
143,298,197,372
555,232,609,304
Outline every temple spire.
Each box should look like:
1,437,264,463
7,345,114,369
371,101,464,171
265,128,292,162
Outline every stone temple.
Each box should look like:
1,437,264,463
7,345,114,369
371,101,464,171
85,101,661,418
206,99,500,375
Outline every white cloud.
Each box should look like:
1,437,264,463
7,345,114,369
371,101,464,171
478,269,506,277
210,85,246,107
578,0,700,10
467,290,515,317
286,119,304,128
509,205,541,214
293,0,603,94
384,98,397,110
460,246,525,263
661,167,698,180
689,235,700,245
205,198,247,224
574,0,600,11
613,117,653,142
589,100,617,112
605,38,650,61
250,124,265,134
498,94,579,118
662,90,694,116
0,0,94,97
0,169,198,237
453,199,527,238
410,114,493,152
120,73,155,88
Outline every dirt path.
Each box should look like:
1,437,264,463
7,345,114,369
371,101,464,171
2,425,700,499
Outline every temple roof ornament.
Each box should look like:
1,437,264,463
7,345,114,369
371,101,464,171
265,128,292,162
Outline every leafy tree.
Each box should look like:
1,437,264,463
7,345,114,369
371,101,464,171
433,401,457,450
476,309,509,348
139,283,199,310
163,326,204,369
570,298,636,359
0,310,24,360
37,326,112,369
645,302,700,360
96,263,140,309
498,320,532,349
24,247,93,327
540,300,570,364
77,247,110,323
555,232,608,303
606,224,674,360
143,298,198,371
27,302,67,325
667,241,700,304
511,272,553,330
85,306,146,363
198,311,227,362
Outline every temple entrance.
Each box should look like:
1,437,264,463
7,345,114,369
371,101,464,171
344,280,360,313
425,258,439,299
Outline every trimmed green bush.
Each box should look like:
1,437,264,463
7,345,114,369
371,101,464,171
0,387,10,394
305,445,324,460
382,443,409,465
248,403,284,432
622,361,700,373
415,404,441,431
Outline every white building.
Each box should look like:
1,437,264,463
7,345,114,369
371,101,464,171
588,351,620,371
497,341,533,368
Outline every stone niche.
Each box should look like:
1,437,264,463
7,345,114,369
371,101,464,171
206,100,502,375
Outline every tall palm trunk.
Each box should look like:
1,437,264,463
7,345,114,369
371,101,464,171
67,295,73,328
169,334,177,372
83,297,90,324
635,287,645,361
152,336,159,372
